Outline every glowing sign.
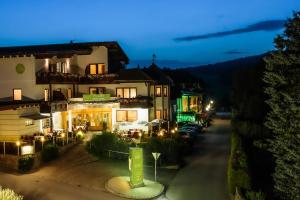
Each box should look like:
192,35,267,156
21,145,34,155
83,94,111,101
129,147,144,187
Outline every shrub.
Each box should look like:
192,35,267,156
42,144,59,162
228,132,251,195
245,191,265,200
0,186,23,200
88,132,129,159
18,156,34,172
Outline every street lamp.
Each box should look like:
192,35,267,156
61,133,65,146
16,141,20,156
41,137,45,150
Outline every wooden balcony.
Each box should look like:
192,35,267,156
119,96,153,108
36,72,118,84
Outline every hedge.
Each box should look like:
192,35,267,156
42,144,59,162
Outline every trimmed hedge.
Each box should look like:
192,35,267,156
42,144,59,162
87,133,190,165
228,132,251,196
18,156,34,172
0,186,23,200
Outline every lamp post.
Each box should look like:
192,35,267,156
16,141,20,156
61,133,65,146
41,137,45,150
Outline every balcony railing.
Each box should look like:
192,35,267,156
119,96,153,108
36,72,118,84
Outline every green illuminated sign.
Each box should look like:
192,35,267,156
129,147,144,188
83,94,111,101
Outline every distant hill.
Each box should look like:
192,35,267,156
184,53,267,109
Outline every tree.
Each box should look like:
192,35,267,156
263,11,300,200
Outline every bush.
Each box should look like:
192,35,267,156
42,144,59,162
0,186,23,200
142,137,187,165
228,132,251,195
18,156,34,172
245,191,265,200
88,132,129,159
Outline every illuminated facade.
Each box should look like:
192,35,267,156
0,42,173,138
176,91,203,122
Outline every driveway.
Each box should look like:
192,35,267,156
166,118,231,200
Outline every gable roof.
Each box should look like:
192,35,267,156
0,41,129,64
143,63,174,85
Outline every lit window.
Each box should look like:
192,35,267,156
127,110,137,122
124,88,130,98
97,64,105,74
130,88,137,98
116,88,137,98
25,120,34,126
116,88,123,97
116,110,127,122
67,88,72,98
90,64,97,75
163,109,168,119
163,86,168,97
89,87,105,94
116,110,138,122
155,86,161,97
44,89,49,101
156,110,161,119
88,63,105,75
89,88,97,94
13,89,22,101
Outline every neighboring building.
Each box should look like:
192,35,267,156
0,42,173,138
176,90,203,123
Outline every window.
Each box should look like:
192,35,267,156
89,87,105,94
116,88,137,98
116,110,126,122
25,119,34,126
44,89,49,101
116,110,138,122
130,88,137,98
155,86,161,97
13,89,22,101
127,110,137,122
124,88,130,98
97,64,105,74
163,86,168,97
156,110,161,119
163,109,168,119
90,64,97,75
67,88,72,98
89,63,105,75
116,88,123,97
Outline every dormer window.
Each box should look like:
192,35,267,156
88,63,105,75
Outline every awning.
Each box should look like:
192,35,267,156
20,114,50,120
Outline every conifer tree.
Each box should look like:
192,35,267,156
263,11,300,200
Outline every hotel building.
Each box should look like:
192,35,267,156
0,41,173,145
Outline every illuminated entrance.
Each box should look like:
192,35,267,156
66,98,120,132
71,108,111,131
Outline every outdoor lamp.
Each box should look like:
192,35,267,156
171,129,175,134
175,127,178,131
61,133,65,138
41,137,45,142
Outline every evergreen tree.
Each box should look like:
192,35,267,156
263,11,300,200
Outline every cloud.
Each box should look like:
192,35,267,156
223,50,245,54
174,20,286,41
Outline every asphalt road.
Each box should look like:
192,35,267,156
166,118,231,200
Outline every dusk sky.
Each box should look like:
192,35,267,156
0,0,299,68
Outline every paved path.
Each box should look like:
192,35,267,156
166,119,231,200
